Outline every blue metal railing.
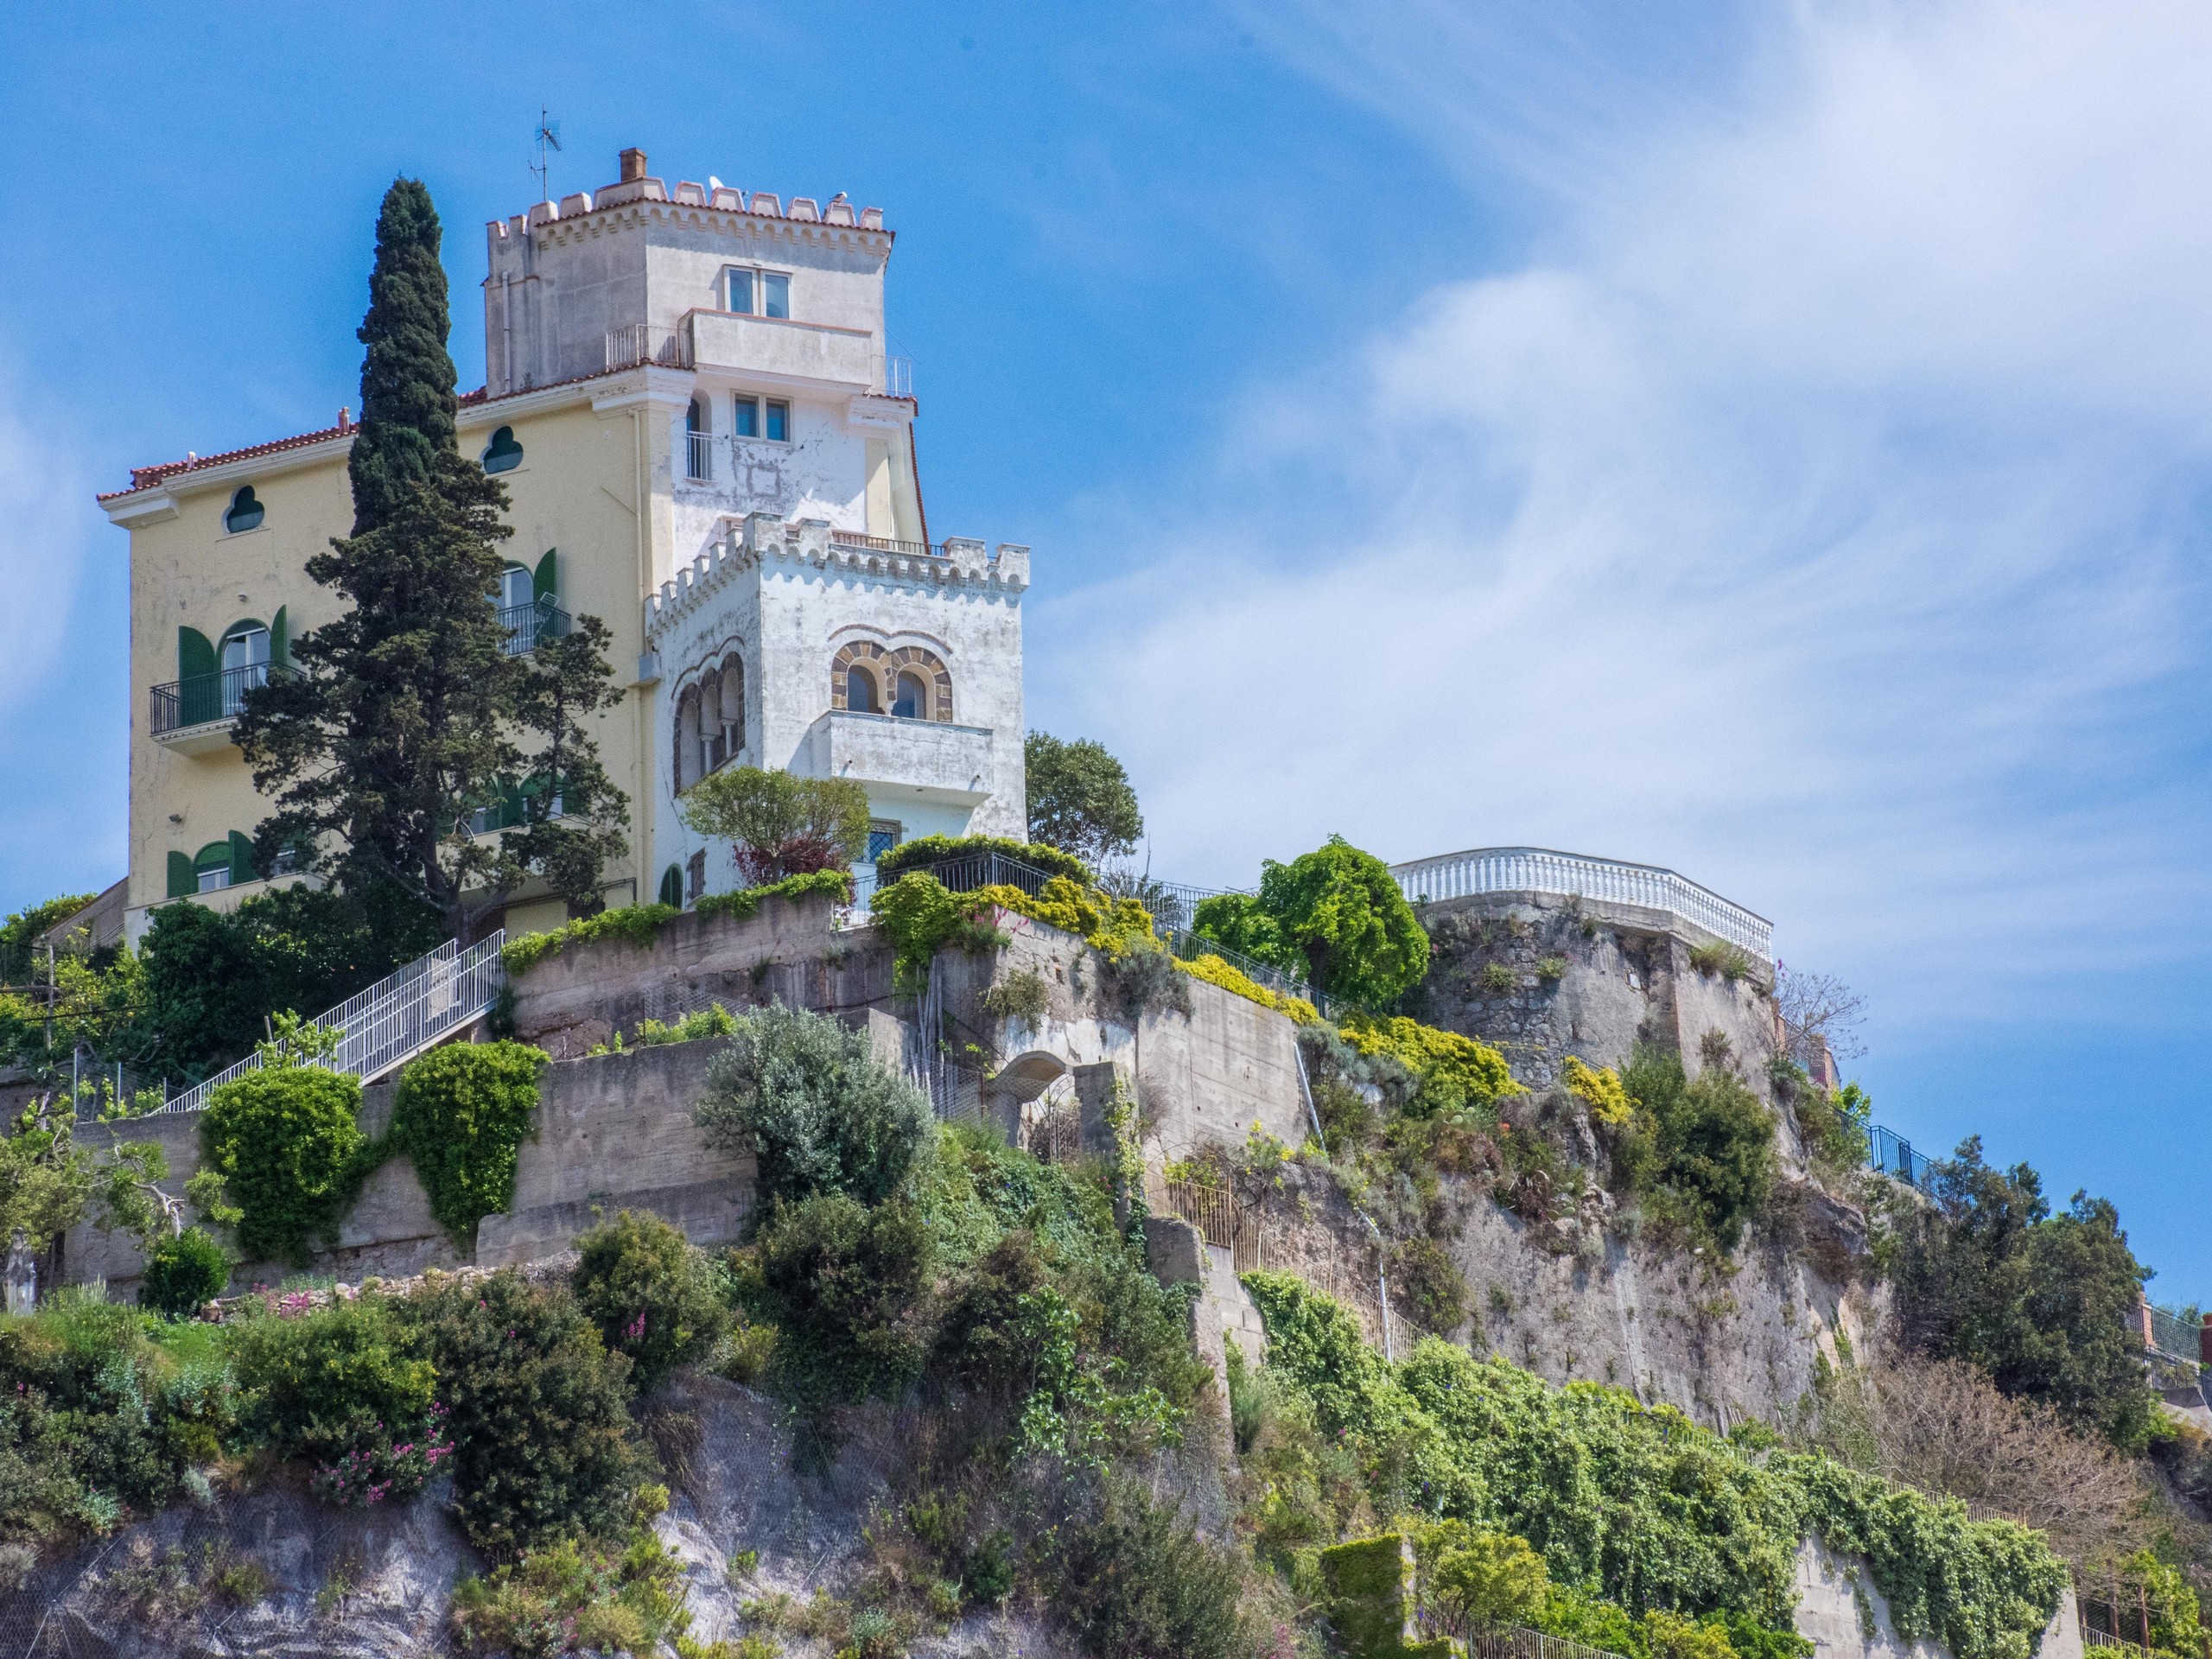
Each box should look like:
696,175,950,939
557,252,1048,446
1866,1122,1934,1190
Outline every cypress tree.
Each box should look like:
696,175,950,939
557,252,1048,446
238,180,629,940
347,178,458,535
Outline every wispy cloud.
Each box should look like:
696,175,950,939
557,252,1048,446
1034,0,2212,1029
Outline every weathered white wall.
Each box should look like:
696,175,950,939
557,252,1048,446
1791,1540,2082,1659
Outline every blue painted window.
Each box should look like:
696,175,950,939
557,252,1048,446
762,272,789,318
867,821,900,862
765,399,790,442
734,396,759,438
727,268,753,314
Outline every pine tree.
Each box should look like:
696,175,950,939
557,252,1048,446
237,179,629,939
347,178,458,535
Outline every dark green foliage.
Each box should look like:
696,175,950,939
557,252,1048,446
1243,1273,2069,1659
1024,732,1145,865
200,1064,365,1264
230,1294,435,1471
749,1193,933,1402
395,1270,639,1555
1198,836,1430,1006
696,1004,931,1206
571,1211,728,1393
139,1228,229,1317
1388,1236,1468,1332
874,832,1094,887
387,1040,547,1243
1321,1535,1416,1659
933,1228,1048,1396
1614,1048,1777,1251
1888,1136,2159,1449
0,1292,232,1542
347,177,459,536
137,885,442,1084
0,893,97,983
1050,1481,1250,1659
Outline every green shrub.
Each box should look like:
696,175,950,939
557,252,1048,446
933,1228,1047,1397
1615,1047,1777,1251
979,969,1052,1028
395,1270,639,1554
1478,963,1517,995
500,903,678,976
1052,1481,1251,1659
1687,942,1754,982
139,1228,229,1317
1322,1535,1417,1659
874,833,1092,887
388,1040,548,1244
696,1005,931,1206
677,766,871,887
230,1293,445,1504
1408,1518,1550,1640
0,1288,232,1541
748,1193,932,1402
572,1211,729,1393
451,1485,694,1657
200,1064,365,1264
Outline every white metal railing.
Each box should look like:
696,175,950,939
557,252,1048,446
157,932,506,1114
605,323,690,372
1390,845,1772,960
684,429,715,481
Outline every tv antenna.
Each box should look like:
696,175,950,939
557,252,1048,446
530,108,562,201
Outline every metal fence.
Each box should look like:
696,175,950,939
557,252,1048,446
2145,1299,2205,1366
1470,1627,1632,1659
149,663,295,734
1389,845,1773,961
1866,1122,1934,1190
1156,1177,1264,1274
156,933,506,1115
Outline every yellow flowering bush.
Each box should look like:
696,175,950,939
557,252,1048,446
1338,1013,1518,1111
1174,952,1320,1023
1562,1056,1634,1128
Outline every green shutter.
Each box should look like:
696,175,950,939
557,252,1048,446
533,549,557,605
178,627,219,724
228,831,258,886
167,851,195,899
658,865,683,907
270,607,288,668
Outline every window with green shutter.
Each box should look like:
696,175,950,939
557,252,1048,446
658,865,683,908
167,851,195,899
533,549,557,605
193,842,234,893
228,831,258,887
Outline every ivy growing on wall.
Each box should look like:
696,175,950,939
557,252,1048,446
385,1039,550,1244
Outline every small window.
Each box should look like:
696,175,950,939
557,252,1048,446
892,671,926,720
762,273,790,319
224,486,264,534
194,842,233,893
845,665,879,714
686,850,707,905
765,399,790,443
867,819,902,862
482,425,524,474
727,268,754,315
733,396,759,439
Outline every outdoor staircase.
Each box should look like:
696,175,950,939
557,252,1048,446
159,931,506,1114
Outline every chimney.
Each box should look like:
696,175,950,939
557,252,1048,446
619,148,647,183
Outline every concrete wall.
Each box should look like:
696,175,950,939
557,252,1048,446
60,1039,753,1296
1792,1540,2082,1659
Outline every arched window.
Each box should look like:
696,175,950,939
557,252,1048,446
224,486,264,533
701,668,726,772
219,621,270,715
674,685,700,793
845,664,880,714
683,398,712,481
482,425,524,474
719,658,746,760
193,841,234,893
658,864,683,908
892,671,928,720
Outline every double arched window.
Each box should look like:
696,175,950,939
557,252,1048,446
831,641,953,722
672,654,747,792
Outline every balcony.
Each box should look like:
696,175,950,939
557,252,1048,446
687,310,877,391
499,598,573,657
797,709,994,807
149,664,294,753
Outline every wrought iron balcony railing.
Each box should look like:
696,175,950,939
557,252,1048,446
149,663,295,735
499,599,572,656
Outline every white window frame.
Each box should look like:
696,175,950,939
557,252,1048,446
721,265,791,320
732,394,793,447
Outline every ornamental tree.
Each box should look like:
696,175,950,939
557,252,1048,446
237,178,627,939
1025,732,1144,865
677,766,870,886
1201,836,1429,1007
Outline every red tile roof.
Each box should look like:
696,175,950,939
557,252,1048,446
102,380,551,501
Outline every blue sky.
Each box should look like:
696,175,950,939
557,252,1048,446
1,2,2205,1300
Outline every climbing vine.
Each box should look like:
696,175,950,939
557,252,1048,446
384,1040,550,1244
501,870,853,976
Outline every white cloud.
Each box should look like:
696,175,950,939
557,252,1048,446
1033,0,2212,1029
